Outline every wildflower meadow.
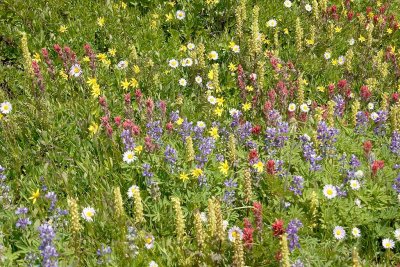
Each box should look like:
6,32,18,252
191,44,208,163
2,0,400,266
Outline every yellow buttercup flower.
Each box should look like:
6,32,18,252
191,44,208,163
191,168,203,178
242,102,251,111
88,122,99,136
130,78,138,88
135,145,143,154
97,17,105,27
29,189,40,204
358,35,366,43
108,48,116,57
209,127,219,139
228,63,236,72
179,172,189,181
121,79,130,90
246,85,254,92
97,53,107,62
284,28,289,35
166,13,173,21
59,25,68,33
219,161,229,176
33,52,41,62
83,56,90,62
176,117,184,125
335,27,342,33
253,161,263,173
216,97,224,106
317,86,325,92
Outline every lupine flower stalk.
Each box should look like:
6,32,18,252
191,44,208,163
67,197,82,235
352,247,360,267
312,0,319,20
310,191,319,229
345,48,354,73
38,223,58,267
235,0,247,40
194,211,205,248
351,100,360,126
171,196,185,243
114,187,125,219
212,63,221,93
185,136,195,162
20,32,34,77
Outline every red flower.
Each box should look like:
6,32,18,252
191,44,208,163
251,125,261,135
266,160,275,175
114,116,121,126
347,11,354,20
166,122,173,131
253,202,263,232
248,150,258,162
392,92,399,103
363,140,372,155
243,218,254,249
124,93,131,105
360,85,371,101
372,160,384,176
272,219,285,237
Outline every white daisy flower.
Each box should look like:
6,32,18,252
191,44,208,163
228,226,243,242
183,58,193,67
354,198,362,208
168,59,179,68
144,235,155,249
117,60,128,69
197,121,206,128
288,103,296,112
179,78,187,87
323,184,337,199
382,238,395,249
394,229,400,241
354,170,364,179
324,51,331,60
207,96,217,105
267,19,277,28
333,226,346,240
284,0,292,8
305,4,312,12
187,43,195,50
338,56,345,65
127,185,139,198
123,150,137,164
0,101,12,114
69,64,82,77
232,45,240,53
206,81,214,89
229,108,240,117
195,76,202,84
352,227,361,238
300,103,310,113
149,261,158,267
176,10,185,20
348,38,355,46
81,207,96,222
208,51,219,60
367,102,374,110
370,112,378,121
349,180,361,190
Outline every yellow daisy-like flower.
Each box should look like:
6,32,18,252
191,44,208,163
88,122,99,136
387,28,393,34
331,59,338,66
216,97,224,106
59,70,68,80
209,127,219,139
228,63,236,72
133,65,140,74
253,161,263,173
97,53,107,62
242,102,251,112
130,78,138,88
83,56,90,62
87,77,97,86
121,79,130,90
108,48,116,57
283,28,289,34
219,161,229,176
246,85,254,92
208,70,214,80
59,25,68,33
165,13,173,21
358,35,366,43
97,17,105,27
134,145,143,154
176,117,184,125
214,107,223,117
335,27,342,33
228,41,236,49
306,39,315,46
191,168,203,178
121,2,127,9
33,52,41,62
179,172,189,181
91,83,101,98
317,86,325,92
29,189,40,204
